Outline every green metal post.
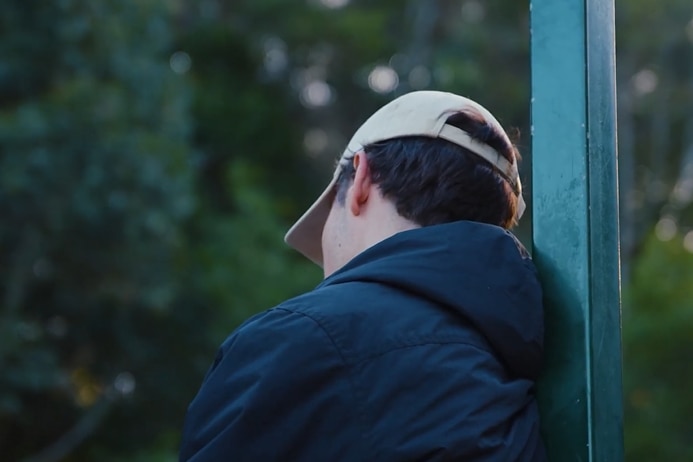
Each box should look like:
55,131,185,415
530,0,624,460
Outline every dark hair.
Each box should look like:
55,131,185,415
335,110,521,229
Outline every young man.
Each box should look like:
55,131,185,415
180,90,546,461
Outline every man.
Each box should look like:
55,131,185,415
180,90,546,461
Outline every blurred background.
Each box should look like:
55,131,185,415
0,0,691,461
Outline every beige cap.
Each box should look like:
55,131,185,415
284,90,526,266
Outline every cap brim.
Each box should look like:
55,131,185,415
284,175,337,267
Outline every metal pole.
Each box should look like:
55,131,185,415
530,0,624,460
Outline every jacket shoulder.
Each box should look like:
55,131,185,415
280,282,492,365
180,306,368,461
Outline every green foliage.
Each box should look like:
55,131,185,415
0,0,202,460
616,0,693,263
0,0,321,459
181,157,321,342
623,234,693,461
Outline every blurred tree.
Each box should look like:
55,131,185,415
616,0,693,279
622,233,693,461
615,4,693,458
171,12,325,340
177,0,534,238
0,0,322,460
0,0,206,460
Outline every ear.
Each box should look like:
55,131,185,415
348,151,372,216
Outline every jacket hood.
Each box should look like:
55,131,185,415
319,220,544,380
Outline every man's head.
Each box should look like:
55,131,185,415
285,91,525,277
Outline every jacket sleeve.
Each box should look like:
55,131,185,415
179,307,364,462
358,341,545,462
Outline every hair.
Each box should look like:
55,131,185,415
335,109,521,229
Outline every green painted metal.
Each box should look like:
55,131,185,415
584,0,624,460
530,0,624,460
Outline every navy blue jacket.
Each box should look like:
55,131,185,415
180,221,546,461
